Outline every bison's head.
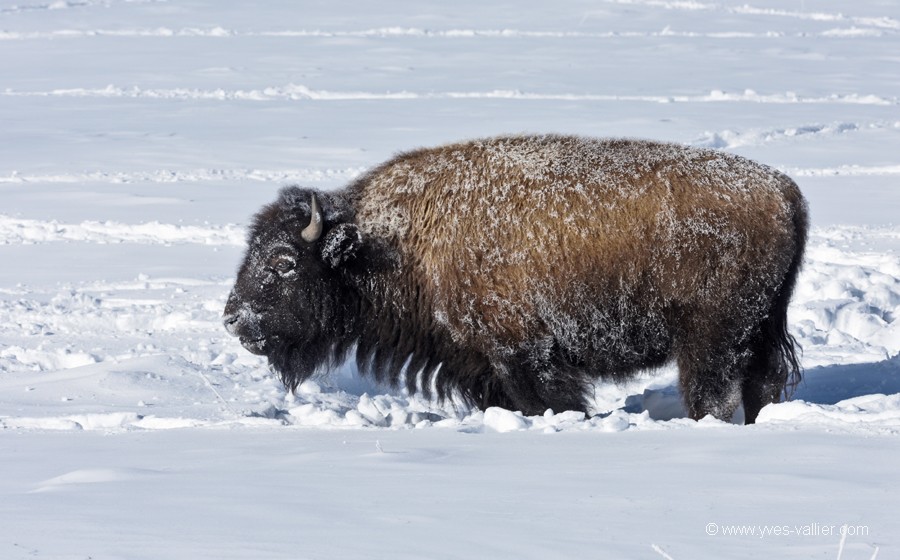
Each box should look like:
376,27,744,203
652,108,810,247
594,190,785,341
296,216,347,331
223,186,363,391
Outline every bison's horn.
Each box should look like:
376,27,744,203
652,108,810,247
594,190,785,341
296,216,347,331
301,193,323,242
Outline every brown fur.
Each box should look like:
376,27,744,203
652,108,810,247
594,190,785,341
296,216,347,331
351,136,802,380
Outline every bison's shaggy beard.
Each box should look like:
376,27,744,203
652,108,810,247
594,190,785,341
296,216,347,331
266,333,356,393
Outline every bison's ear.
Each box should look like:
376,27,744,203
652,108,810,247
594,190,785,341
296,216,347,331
320,223,362,268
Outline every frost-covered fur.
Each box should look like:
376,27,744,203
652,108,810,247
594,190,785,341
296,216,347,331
224,135,807,423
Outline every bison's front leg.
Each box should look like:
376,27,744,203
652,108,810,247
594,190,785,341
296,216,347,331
483,344,590,416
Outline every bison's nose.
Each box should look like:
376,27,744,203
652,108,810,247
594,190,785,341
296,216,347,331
223,312,240,336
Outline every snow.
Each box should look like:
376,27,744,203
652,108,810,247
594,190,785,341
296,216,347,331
0,0,898,558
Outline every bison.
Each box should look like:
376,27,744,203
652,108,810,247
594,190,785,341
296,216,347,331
223,135,807,423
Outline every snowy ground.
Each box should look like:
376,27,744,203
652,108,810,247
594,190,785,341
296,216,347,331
1,1,898,558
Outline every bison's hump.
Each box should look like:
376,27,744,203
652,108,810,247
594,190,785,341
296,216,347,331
352,134,795,243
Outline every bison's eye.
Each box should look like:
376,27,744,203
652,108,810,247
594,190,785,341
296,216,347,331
271,255,296,275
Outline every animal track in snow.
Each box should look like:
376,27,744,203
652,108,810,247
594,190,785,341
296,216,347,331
692,121,884,149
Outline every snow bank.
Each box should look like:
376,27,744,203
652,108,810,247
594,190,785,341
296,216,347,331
6,84,897,105
0,215,245,246
758,393,900,431
793,227,900,365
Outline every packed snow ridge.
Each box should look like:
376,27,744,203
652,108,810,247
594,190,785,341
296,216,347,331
1,27,895,40
0,216,245,246
3,85,897,106
0,167,365,185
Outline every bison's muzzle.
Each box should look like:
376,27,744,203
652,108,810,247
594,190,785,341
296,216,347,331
223,297,269,355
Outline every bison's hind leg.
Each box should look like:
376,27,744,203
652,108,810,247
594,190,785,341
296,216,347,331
678,296,801,424
676,314,755,422
740,282,803,423
741,232,805,423
677,353,745,423
740,337,789,424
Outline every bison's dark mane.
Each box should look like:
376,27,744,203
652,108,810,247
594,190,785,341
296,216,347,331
256,234,503,409
351,243,526,410
333,248,590,413
353,288,497,408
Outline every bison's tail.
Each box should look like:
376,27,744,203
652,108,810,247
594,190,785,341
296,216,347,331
769,190,808,399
